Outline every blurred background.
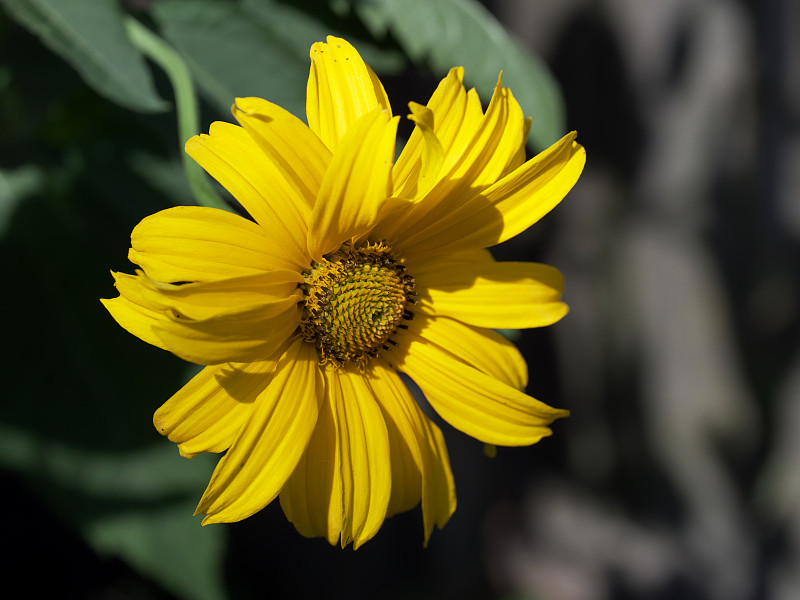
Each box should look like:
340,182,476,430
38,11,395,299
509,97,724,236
1,0,798,598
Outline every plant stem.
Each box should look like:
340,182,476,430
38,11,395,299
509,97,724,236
124,17,227,211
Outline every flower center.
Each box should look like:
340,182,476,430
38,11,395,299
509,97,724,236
300,241,416,366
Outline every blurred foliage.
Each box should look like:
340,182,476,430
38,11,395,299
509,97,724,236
0,0,566,598
2,0,167,112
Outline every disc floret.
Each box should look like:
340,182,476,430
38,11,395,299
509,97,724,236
300,241,416,366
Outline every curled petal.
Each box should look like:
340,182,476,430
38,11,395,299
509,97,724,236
151,301,302,366
101,274,171,351
135,270,303,321
392,67,483,195
105,270,303,365
392,102,445,200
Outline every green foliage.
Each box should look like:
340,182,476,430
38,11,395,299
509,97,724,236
0,0,167,112
151,0,404,122
0,426,224,599
152,0,310,119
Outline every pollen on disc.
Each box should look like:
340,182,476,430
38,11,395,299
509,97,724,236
300,241,416,366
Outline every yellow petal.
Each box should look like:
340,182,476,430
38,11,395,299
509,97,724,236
414,315,528,391
232,97,331,210
108,268,303,364
280,364,392,549
152,301,302,366
392,332,569,446
453,87,485,156
306,35,392,151
435,76,526,188
279,382,343,545
396,132,586,259
393,67,484,194
476,131,584,244
101,274,171,351
336,366,392,548
376,77,526,246
136,269,303,321
128,205,293,282
411,252,568,329
392,102,444,200
185,124,313,270
307,109,398,260
504,115,532,176
378,400,422,519
368,360,455,545
196,339,322,524
154,358,281,458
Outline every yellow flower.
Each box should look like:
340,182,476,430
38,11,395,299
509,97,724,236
102,36,585,548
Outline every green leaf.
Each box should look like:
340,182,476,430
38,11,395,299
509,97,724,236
127,151,196,207
239,0,405,74
0,423,226,600
0,0,167,112
124,17,228,211
86,500,227,600
0,165,47,236
352,0,566,150
151,0,404,122
152,0,311,119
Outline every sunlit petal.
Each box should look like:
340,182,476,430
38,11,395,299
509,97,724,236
307,35,392,151
196,339,321,523
154,358,281,458
308,109,398,260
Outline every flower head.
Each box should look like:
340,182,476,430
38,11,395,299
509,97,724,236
102,36,585,548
